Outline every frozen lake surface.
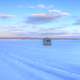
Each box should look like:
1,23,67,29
0,40,80,80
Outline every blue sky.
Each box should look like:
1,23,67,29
0,0,80,37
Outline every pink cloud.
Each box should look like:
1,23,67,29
26,10,70,24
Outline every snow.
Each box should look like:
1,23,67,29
0,40,80,80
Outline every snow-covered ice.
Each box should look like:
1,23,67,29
0,40,80,80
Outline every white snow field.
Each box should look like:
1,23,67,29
0,40,80,80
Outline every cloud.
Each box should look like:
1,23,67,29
25,10,70,24
0,25,40,37
26,13,54,24
0,32,19,37
48,9,70,16
21,26,80,38
29,4,54,9
17,4,54,9
32,26,80,38
0,25,80,38
0,13,16,19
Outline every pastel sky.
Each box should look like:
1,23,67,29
0,0,80,37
